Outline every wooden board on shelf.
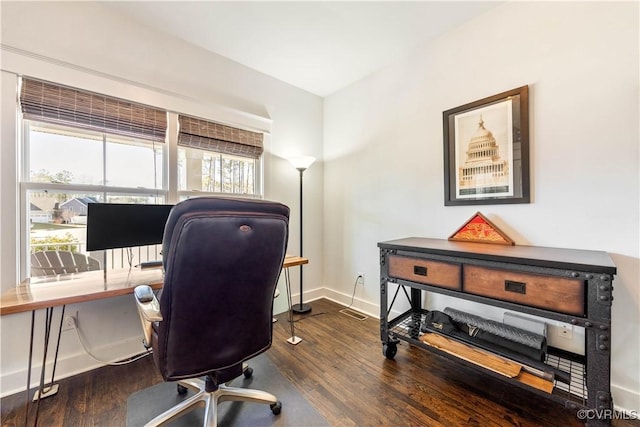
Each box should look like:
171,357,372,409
420,332,555,394
420,332,522,377
516,370,554,394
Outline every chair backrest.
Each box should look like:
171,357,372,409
30,250,101,276
154,197,289,380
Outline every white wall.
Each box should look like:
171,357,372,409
0,1,323,396
324,1,639,412
2,0,638,414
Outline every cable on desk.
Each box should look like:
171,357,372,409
71,317,152,366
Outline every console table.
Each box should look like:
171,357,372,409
378,237,616,426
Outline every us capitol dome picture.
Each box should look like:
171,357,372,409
457,115,511,196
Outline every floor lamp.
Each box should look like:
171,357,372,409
288,155,315,314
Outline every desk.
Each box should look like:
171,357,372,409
1,256,307,315
0,255,307,426
0,268,164,316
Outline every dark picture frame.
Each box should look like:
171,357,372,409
443,86,529,206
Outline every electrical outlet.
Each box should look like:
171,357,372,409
557,323,573,340
356,272,365,285
62,315,76,331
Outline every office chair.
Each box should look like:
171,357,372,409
134,197,289,426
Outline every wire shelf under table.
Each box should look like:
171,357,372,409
387,311,587,405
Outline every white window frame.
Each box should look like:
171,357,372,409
176,146,263,201
20,115,264,276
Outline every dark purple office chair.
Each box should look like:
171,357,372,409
134,197,289,426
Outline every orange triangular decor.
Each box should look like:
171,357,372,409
448,212,514,245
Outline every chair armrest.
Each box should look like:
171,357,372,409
134,285,162,348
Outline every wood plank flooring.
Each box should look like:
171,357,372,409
2,299,638,426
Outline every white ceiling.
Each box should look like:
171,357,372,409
106,1,502,97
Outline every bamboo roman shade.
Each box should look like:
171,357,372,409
20,79,167,142
178,115,264,159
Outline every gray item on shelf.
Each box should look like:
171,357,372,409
444,307,546,350
504,312,548,337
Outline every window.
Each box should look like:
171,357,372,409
178,147,256,194
19,78,264,277
23,122,167,272
28,124,163,188
176,114,263,200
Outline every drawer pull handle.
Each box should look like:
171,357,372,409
414,266,428,276
505,280,526,294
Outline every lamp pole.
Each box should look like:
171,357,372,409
288,156,315,314
292,167,310,313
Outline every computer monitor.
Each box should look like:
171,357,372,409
86,203,174,251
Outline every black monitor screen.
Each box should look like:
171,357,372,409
86,203,173,251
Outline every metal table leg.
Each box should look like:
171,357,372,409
24,305,65,427
284,268,302,345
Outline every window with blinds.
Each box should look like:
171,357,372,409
20,79,167,142
177,115,262,196
19,78,264,275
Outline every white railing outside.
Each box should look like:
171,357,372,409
30,241,163,271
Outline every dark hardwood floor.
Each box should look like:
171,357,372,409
2,299,638,426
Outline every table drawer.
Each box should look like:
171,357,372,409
463,265,585,315
388,255,461,290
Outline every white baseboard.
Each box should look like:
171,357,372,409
304,287,380,319
283,286,406,321
276,287,405,320
612,383,640,414
1,335,147,398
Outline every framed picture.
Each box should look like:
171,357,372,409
443,86,529,206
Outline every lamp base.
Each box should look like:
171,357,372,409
291,303,312,314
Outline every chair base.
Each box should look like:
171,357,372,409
143,378,281,427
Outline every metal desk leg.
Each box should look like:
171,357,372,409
24,305,65,427
284,268,302,345
24,311,35,427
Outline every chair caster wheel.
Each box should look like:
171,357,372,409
177,384,188,394
270,401,282,415
243,366,253,379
